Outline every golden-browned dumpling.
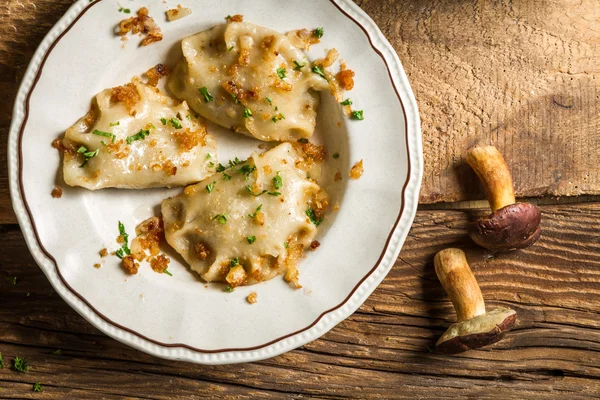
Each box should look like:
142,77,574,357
161,142,328,287
168,21,329,142
62,78,217,189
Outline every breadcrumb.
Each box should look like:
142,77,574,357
99,248,108,257
122,255,139,274
51,187,63,198
350,160,364,180
93,263,101,269
247,292,258,304
150,254,170,273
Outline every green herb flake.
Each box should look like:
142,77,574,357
224,285,235,293
126,129,150,144
228,157,242,168
243,108,253,119
246,186,267,196
118,4,131,13
33,382,43,392
109,121,120,127
306,209,324,226
351,110,364,120
230,257,239,267
248,204,262,218
209,162,215,168
51,349,61,356
272,113,285,123
160,117,167,125
170,117,182,129
228,45,234,51
205,153,212,160
239,164,256,176
216,163,227,172
0,353,4,368
77,146,99,168
284,242,289,249
272,171,283,189
267,191,281,196
206,181,216,193
232,93,240,104
293,60,306,71
222,172,232,180
266,97,273,105
313,27,324,38
340,98,353,106
312,65,328,80
115,221,131,259
246,236,256,244
164,269,173,277
333,152,340,159
213,214,227,224
199,87,214,103
276,67,287,80
12,357,28,373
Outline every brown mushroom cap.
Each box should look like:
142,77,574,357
469,202,541,252
436,308,517,354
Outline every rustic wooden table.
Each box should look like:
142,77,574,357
1,0,599,398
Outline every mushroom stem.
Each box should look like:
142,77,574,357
466,145,515,212
434,248,486,322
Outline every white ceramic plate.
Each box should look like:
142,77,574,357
8,0,422,364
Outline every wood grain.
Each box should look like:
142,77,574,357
1,204,599,399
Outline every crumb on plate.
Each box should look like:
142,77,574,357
247,292,257,304
51,187,63,198
349,160,364,180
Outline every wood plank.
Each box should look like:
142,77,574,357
1,204,599,398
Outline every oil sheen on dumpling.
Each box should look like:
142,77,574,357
62,78,217,189
161,142,329,287
168,21,329,142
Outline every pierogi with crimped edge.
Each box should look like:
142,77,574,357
161,142,329,288
168,21,330,142
62,78,217,189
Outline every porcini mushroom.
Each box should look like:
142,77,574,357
434,248,516,354
466,145,541,252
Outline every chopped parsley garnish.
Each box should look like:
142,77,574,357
229,158,243,168
222,173,232,180
160,118,167,125
267,191,281,196
284,242,289,249
276,67,287,80
312,65,328,80
33,382,43,392
239,164,256,176
306,209,323,226
266,97,273,105
333,152,340,159
199,87,214,103
118,4,131,13
224,285,234,293
212,214,227,224
227,45,234,51
248,204,262,218
164,269,173,277
77,146,99,168
340,98,353,106
232,93,239,104
206,181,216,193
0,352,3,368
246,236,256,244
298,138,309,144
293,60,306,71
216,163,227,172
351,110,364,120
272,171,283,189
272,113,285,123
205,153,212,160
51,349,61,356
12,357,28,372
313,27,324,38
230,257,239,267
109,121,120,127
170,117,182,129
243,108,253,118
209,162,215,168
126,129,150,144
246,186,267,196
115,221,131,259
186,114,193,120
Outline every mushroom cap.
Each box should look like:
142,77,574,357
436,308,517,354
469,202,541,252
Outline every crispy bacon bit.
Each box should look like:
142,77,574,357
226,14,243,23
273,79,293,92
145,64,170,87
51,187,63,198
319,48,339,68
115,146,131,159
135,217,164,250
238,49,250,66
227,265,247,287
246,292,258,304
99,248,108,257
312,189,329,219
247,87,260,100
261,35,275,49
122,255,139,274
150,254,170,273
195,242,210,260
174,127,207,151
222,80,247,105
284,265,301,289
166,5,192,21
334,171,342,182
298,140,326,162
286,29,320,50
94,263,101,269
350,160,364,180
118,7,163,47
310,240,321,250
336,68,355,91
111,83,140,114
163,160,177,176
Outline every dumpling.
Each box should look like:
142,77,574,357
161,142,329,287
168,21,330,142
62,78,217,189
